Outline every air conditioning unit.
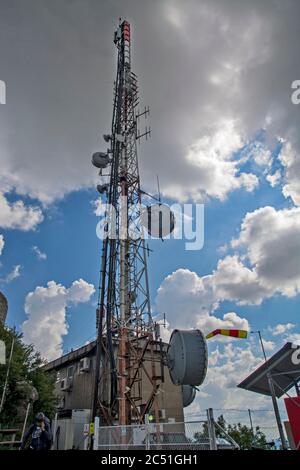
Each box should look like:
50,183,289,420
79,357,90,372
57,396,65,409
60,377,73,391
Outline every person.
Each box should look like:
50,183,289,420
21,412,52,450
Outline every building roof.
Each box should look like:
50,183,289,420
43,340,96,371
43,337,167,372
238,342,300,398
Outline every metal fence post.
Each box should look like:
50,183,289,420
93,416,100,450
145,414,150,450
207,408,217,450
51,412,58,450
21,401,31,443
267,372,287,450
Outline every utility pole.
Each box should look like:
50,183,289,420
251,330,267,362
0,338,14,414
248,408,253,432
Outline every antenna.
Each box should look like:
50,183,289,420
92,19,163,428
156,174,161,203
91,20,208,436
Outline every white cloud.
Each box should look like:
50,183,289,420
261,339,275,352
157,319,172,344
0,192,43,231
198,311,250,339
287,333,300,345
233,205,300,298
185,343,271,421
22,279,95,360
156,268,250,337
163,120,258,202
92,199,106,217
4,264,22,283
0,235,4,256
156,268,215,323
266,169,281,188
206,344,263,390
246,140,273,168
32,246,47,261
279,141,300,206
269,323,295,336
67,279,96,304
212,255,271,305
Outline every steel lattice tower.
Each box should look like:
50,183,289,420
92,20,162,427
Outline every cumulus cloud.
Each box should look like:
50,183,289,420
287,333,300,346
233,206,300,297
266,169,281,188
156,268,250,336
261,339,276,352
22,279,95,360
0,192,43,231
166,119,259,201
0,235,4,256
279,141,300,206
246,141,272,168
212,255,271,305
156,268,215,322
205,344,263,390
269,323,295,336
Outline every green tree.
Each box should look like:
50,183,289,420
0,324,56,429
194,414,268,450
226,421,268,450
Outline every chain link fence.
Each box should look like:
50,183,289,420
93,418,239,451
186,409,281,446
93,408,286,450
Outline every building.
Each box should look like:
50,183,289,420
0,292,8,324
44,340,185,449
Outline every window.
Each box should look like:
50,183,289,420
67,366,74,379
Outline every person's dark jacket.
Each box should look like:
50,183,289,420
21,420,52,450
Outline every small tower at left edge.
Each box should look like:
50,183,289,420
0,292,8,324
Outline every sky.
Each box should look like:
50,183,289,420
0,0,300,428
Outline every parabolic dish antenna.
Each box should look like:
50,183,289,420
167,329,208,386
182,384,196,407
141,203,175,238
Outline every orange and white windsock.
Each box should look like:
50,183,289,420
206,329,248,340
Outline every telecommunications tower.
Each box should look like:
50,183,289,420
92,19,162,426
